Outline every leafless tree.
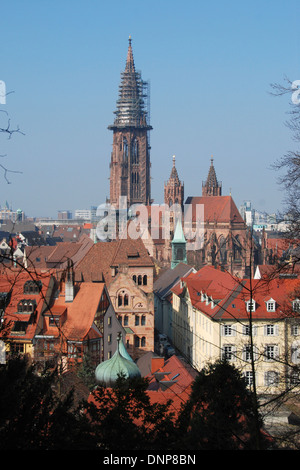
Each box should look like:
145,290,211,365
0,95,24,183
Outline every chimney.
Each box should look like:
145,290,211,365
65,260,74,302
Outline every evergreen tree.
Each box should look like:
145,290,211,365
0,355,92,450
177,360,269,450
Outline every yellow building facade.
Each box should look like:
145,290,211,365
171,266,300,394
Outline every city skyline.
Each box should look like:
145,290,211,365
0,0,300,218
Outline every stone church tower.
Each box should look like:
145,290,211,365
108,37,152,208
164,155,184,209
202,157,222,196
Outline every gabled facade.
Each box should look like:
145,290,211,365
172,265,300,393
75,237,155,360
0,268,55,362
184,193,254,277
108,271,154,360
35,265,125,368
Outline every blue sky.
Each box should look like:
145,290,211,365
0,0,299,218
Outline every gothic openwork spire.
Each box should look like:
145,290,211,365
109,36,151,129
108,38,152,208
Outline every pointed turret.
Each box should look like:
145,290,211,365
202,156,222,196
171,219,187,269
164,155,184,208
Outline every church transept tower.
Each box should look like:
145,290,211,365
164,155,184,209
202,157,222,197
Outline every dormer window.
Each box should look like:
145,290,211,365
23,280,42,294
17,299,36,313
246,299,256,312
49,316,58,327
266,298,276,312
293,299,300,312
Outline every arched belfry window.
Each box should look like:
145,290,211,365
117,290,130,307
131,171,140,198
132,138,139,164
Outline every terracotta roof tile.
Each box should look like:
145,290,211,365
185,195,245,224
76,238,154,285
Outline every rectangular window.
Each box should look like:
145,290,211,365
293,300,300,312
244,371,253,386
222,345,235,361
267,302,275,312
265,345,278,361
49,316,57,327
244,345,252,361
292,324,299,336
266,324,274,336
10,342,25,354
223,324,235,336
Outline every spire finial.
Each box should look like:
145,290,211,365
173,155,176,167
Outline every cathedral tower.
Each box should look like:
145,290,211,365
108,37,152,208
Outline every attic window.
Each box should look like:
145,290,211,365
127,251,140,259
17,299,36,313
246,300,256,312
293,299,300,312
266,299,276,312
23,280,42,294
49,316,58,327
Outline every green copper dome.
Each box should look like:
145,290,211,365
95,335,141,387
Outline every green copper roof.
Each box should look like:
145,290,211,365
95,336,140,387
172,219,186,244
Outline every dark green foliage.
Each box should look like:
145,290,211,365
0,355,92,450
178,360,268,450
87,374,178,450
0,356,268,450
77,351,97,391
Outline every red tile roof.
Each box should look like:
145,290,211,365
185,195,245,224
172,265,300,321
76,238,154,285
0,268,54,341
46,282,105,342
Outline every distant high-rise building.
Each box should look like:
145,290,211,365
58,210,72,220
108,37,152,208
